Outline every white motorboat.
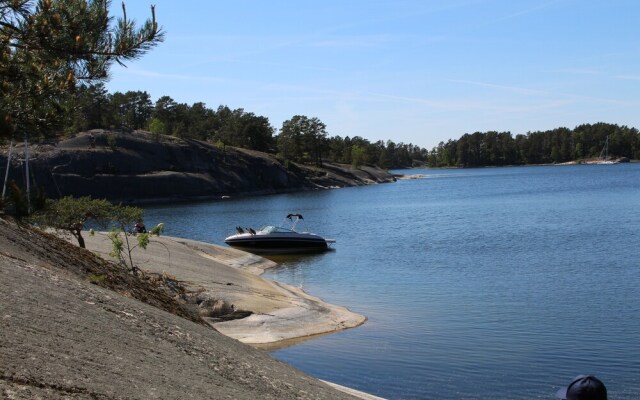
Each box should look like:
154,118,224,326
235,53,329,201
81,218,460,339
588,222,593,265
224,213,335,254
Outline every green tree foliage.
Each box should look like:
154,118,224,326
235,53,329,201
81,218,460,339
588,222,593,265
1,0,163,139
108,90,152,130
33,195,114,248
136,101,276,151
210,106,274,151
147,116,165,139
321,135,427,169
64,82,110,133
237,113,274,152
277,115,328,165
350,145,366,167
150,95,177,135
277,115,327,164
277,116,304,162
428,123,639,167
32,195,164,274
305,117,328,166
185,102,215,139
106,204,163,275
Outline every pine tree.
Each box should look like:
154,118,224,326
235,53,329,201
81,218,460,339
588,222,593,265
1,0,163,139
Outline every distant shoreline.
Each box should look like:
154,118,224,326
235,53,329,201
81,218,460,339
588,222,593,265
392,158,636,176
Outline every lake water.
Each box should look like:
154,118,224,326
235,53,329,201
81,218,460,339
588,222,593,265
144,164,640,400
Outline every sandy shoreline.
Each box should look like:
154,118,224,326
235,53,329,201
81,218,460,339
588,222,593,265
80,232,367,347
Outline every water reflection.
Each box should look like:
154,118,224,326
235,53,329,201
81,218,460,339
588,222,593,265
263,251,333,266
262,252,334,295
251,331,337,352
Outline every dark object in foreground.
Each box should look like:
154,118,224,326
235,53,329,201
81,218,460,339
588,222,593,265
556,375,607,400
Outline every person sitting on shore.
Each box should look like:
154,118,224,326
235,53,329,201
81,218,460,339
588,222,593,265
556,375,607,400
133,219,147,234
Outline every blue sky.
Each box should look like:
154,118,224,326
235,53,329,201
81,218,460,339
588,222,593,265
107,0,640,149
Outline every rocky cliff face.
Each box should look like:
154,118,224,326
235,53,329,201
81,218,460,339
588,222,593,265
1,130,395,203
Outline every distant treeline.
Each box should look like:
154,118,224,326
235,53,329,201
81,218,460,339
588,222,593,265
57,84,640,168
428,123,640,167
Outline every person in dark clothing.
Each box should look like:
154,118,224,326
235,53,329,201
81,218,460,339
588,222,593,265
556,375,607,400
134,219,147,234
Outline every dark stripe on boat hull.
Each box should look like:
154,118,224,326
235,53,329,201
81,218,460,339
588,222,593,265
225,237,330,255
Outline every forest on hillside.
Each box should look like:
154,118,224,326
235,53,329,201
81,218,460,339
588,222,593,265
52,85,639,168
5,84,640,169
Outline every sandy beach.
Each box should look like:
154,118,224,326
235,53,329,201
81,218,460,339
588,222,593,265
80,232,367,346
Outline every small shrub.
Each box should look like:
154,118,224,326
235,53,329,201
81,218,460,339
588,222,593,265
106,133,117,150
88,274,106,285
148,118,165,140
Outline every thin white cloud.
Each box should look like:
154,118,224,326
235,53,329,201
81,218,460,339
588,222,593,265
617,75,640,81
311,33,446,49
118,69,228,83
356,90,574,116
558,68,601,75
361,91,482,110
117,67,640,111
484,0,564,24
447,79,550,96
311,34,393,48
446,78,640,106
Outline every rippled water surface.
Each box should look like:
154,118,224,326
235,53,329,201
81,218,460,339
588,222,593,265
145,164,640,400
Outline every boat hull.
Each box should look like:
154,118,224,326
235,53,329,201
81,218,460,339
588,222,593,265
224,234,331,255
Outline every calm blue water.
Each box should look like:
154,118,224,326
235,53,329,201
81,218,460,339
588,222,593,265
144,164,640,400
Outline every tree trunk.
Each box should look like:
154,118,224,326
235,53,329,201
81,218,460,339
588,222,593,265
73,229,86,248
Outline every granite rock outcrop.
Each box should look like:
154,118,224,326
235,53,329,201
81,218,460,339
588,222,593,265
1,130,395,203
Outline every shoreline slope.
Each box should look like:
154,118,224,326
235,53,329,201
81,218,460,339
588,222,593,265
0,219,373,399
81,232,367,345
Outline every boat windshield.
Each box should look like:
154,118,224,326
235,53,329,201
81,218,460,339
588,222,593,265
259,225,294,234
